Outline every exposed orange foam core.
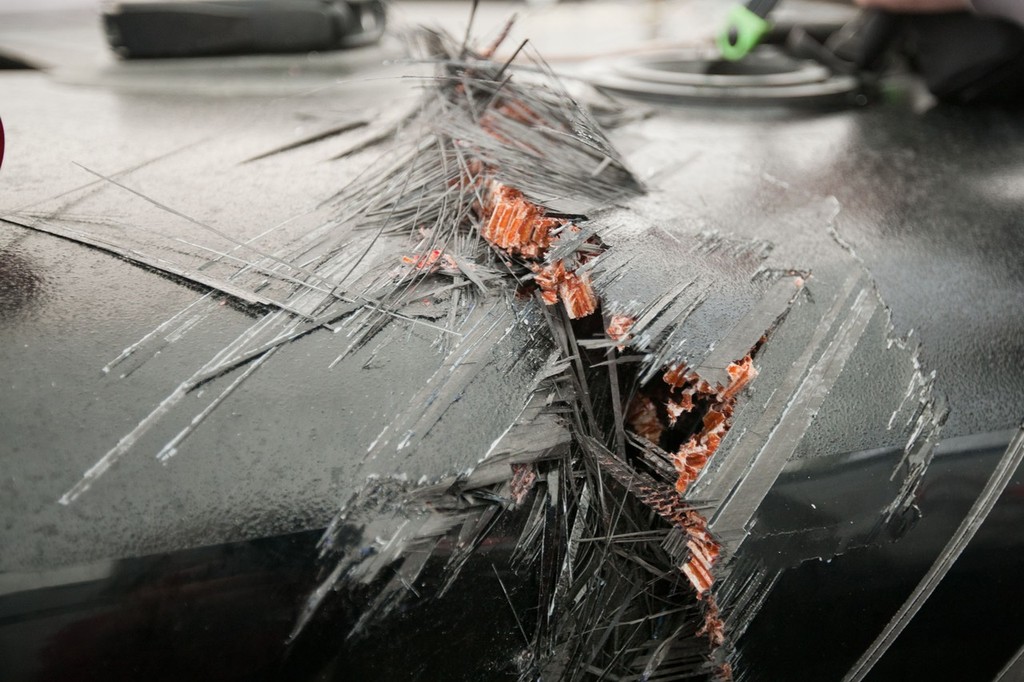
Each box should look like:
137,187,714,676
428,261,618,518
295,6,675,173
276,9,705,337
479,181,599,319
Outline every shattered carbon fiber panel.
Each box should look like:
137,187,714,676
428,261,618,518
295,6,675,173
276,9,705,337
236,28,947,680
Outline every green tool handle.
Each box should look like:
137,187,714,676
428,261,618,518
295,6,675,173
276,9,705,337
718,0,777,62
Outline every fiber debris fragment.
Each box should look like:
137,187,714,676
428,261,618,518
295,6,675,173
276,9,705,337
279,21,769,679
278,23,812,673
25,7,952,680
617,350,762,680
591,440,734,679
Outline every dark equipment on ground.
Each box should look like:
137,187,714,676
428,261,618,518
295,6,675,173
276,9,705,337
102,0,386,58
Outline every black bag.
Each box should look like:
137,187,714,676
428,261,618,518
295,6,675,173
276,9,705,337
901,12,1024,104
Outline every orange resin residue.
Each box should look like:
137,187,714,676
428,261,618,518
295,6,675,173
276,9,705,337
663,363,688,388
606,314,635,346
632,486,721,600
531,261,598,319
680,555,714,596
664,364,713,395
626,394,664,444
682,508,728,677
672,412,728,493
665,399,687,427
401,249,458,273
559,270,598,319
478,180,602,319
481,183,562,259
532,260,565,306
494,100,544,127
509,463,538,506
660,354,757,495
680,508,721,596
619,464,729,677
670,403,729,493
479,102,548,151
625,353,755,679
721,355,759,401
697,597,727,649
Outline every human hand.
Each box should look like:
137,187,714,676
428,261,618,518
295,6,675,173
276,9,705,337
853,0,971,11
